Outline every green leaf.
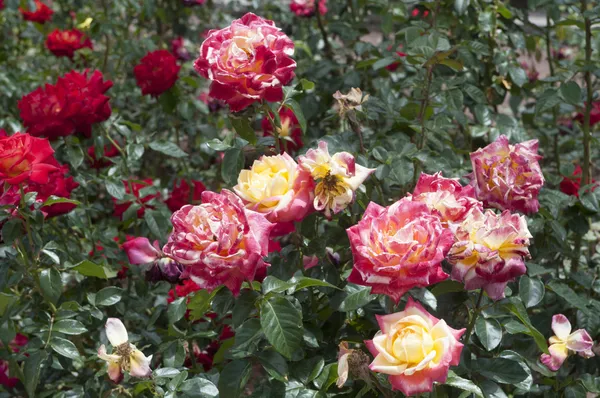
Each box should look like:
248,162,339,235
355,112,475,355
149,140,188,158
440,58,464,71
474,358,529,384
535,88,561,115
475,317,502,351
39,268,62,305
23,351,47,398
431,280,465,296
289,276,339,292
464,84,487,103
50,337,80,360
168,297,187,324
547,280,591,315
232,289,259,328
105,180,126,200
508,65,528,87
218,359,252,397
560,81,581,105
260,296,303,359
299,79,315,91
519,276,544,308
283,99,307,133
187,289,220,320
53,319,87,335
144,210,162,239
221,148,244,186
95,286,123,306
1,218,23,244
230,117,257,145
262,276,295,295
72,260,117,279
337,284,375,312
445,371,483,396
503,298,549,354
479,380,508,398
42,196,81,207
454,0,470,15
66,144,84,168
0,293,16,316
256,350,289,382
180,377,219,397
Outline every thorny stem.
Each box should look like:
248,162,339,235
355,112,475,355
581,0,593,185
545,14,561,171
348,112,366,154
463,289,485,344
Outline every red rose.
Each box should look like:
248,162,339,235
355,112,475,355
261,108,303,153
290,0,327,17
182,0,205,5
112,179,159,219
46,29,93,59
0,334,28,389
87,143,120,169
0,131,57,185
25,158,79,217
385,45,407,71
575,101,600,128
171,36,190,61
18,69,113,140
165,179,206,212
560,165,598,197
133,50,180,97
0,1,4,10
19,0,53,23
194,13,296,112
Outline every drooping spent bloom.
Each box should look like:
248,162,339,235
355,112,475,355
165,179,206,212
447,208,531,300
171,36,191,61
134,50,181,97
560,165,598,197
333,88,369,118
19,0,53,23
575,101,600,127
0,334,28,389
540,314,595,371
290,0,327,17
97,318,152,383
234,153,314,223
347,197,454,302
194,13,297,112
366,298,465,396
519,62,539,83
46,29,93,59
261,108,303,153
199,92,224,113
122,237,183,283
0,131,58,185
25,158,79,217
112,179,159,220
470,135,544,214
410,172,482,228
336,342,370,388
162,190,274,295
298,141,374,219
18,69,113,139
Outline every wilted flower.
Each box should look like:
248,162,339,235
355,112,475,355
19,0,53,23
194,13,296,112
171,36,190,61
122,237,183,283
336,342,370,388
347,198,454,302
162,190,274,295
97,318,152,383
112,179,159,220
470,135,544,214
46,29,92,59
333,88,368,117
234,153,314,223
366,298,465,396
261,108,303,153
165,179,206,212
0,131,58,185
134,50,181,97
410,172,482,228
447,208,531,300
540,314,595,371
520,62,539,83
290,0,327,17
298,141,374,219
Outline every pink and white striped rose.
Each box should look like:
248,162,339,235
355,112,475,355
540,314,595,371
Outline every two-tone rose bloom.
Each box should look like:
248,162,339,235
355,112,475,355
347,198,454,302
162,190,273,295
447,208,531,300
470,135,544,214
298,141,374,219
97,318,152,383
0,131,57,185
134,50,181,97
194,13,296,112
122,237,183,283
234,153,314,223
366,298,465,396
540,314,594,371
262,108,304,153
46,29,93,59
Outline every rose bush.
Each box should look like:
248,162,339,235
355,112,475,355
0,0,599,397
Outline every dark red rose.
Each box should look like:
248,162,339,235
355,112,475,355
171,37,190,61
385,45,407,71
116,266,128,279
575,101,600,128
19,0,53,23
520,62,539,83
0,1,4,10
167,279,201,304
87,143,121,169
165,179,206,212
182,0,205,5
25,158,79,217
0,131,57,185
0,334,28,389
560,165,598,197
261,108,303,153
18,69,113,140
112,179,159,219
46,29,93,59
134,50,181,97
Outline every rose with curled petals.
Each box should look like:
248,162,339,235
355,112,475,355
194,13,296,112
162,190,274,295
447,208,531,300
540,314,595,371
347,197,454,303
46,29,92,59
365,298,465,396
469,135,544,214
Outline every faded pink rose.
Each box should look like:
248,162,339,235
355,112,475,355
347,197,454,302
122,237,162,265
162,190,274,295
540,314,595,371
470,135,544,214
194,13,296,112
366,298,465,396
447,208,531,300
410,172,482,228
